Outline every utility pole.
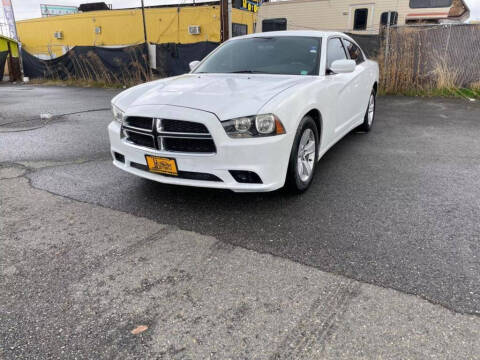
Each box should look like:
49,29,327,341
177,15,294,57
140,0,147,43
2,0,23,81
140,0,152,79
227,0,232,39
220,0,232,42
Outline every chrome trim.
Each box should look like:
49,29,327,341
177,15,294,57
159,136,165,151
123,128,155,146
158,133,213,139
156,118,163,133
158,130,209,136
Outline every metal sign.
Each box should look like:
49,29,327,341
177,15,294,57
241,0,261,13
1,0,17,40
40,4,78,17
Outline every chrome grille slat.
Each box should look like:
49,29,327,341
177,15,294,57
158,133,213,139
123,128,155,148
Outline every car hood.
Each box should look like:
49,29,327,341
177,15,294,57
114,74,313,120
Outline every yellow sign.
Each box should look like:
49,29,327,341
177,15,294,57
242,0,259,13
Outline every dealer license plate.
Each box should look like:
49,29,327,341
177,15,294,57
145,155,178,176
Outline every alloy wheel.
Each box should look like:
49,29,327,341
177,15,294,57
297,128,316,182
368,94,375,126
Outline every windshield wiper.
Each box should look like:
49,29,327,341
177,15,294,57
230,70,265,74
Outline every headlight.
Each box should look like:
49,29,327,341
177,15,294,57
111,104,125,124
222,114,286,138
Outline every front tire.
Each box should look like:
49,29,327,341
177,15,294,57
356,89,376,132
286,116,319,193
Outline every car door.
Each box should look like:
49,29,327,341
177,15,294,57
341,38,371,125
325,36,357,136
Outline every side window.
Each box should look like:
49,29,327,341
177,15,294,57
262,18,287,32
232,23,247,37
380,11,399,26
343,39,365,64
409,0,452,8
326,38,347,72
353,8,369,30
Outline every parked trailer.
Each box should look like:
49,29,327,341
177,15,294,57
257,0,470,34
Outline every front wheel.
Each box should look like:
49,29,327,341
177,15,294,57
285,116,319,193
356,90,376,132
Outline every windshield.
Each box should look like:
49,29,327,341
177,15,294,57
193,36,322,76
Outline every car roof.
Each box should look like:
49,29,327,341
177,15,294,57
230,30,351,41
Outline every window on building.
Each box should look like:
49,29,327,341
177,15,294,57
232,23,248,37
326,38,348,72
342,39,365,64
381,11,399,26
409,0,453,8
353,8,369,30
262,18,287,32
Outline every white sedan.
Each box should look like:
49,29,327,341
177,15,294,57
108,31,379,193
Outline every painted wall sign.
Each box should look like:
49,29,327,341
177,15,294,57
40,4,78,17
241,0,261,13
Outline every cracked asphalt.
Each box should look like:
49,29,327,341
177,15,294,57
1,84,480,359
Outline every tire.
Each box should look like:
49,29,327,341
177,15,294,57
356,89,376,133
286,115,319,193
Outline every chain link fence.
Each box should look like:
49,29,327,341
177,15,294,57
380,24,480,94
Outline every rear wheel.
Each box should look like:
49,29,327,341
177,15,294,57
286,116,319,193
356,89,376,132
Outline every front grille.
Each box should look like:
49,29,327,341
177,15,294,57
163,137,216,153
122,117,215,154
162,119,208,134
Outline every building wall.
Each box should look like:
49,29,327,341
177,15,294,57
232,7,257,33
257,0,456,34
17,5,255,58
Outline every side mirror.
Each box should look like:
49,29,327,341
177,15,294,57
189,60,200,72
329,59,356,74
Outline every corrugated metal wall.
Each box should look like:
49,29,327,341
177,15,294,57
17,6,256,58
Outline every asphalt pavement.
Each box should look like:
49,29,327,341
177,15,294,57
1,84,479,358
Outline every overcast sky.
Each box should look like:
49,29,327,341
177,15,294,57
6,0,480,21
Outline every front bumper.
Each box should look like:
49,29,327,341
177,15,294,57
108,105,293,192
